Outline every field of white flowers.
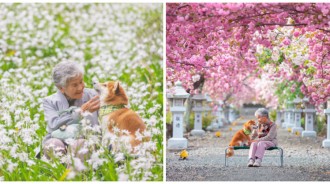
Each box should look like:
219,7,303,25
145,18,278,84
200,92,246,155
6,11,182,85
0,3,163,181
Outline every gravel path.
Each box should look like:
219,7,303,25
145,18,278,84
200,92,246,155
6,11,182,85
166,117,330,181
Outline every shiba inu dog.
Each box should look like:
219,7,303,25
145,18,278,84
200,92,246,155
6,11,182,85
93,81,147,152
226,120,257,157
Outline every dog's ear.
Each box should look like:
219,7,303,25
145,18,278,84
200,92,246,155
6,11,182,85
113,81,120,94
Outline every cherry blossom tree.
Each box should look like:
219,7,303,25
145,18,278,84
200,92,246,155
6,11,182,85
167,3,330,108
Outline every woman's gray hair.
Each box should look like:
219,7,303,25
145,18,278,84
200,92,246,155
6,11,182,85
52,61,84,88
255,108,269,118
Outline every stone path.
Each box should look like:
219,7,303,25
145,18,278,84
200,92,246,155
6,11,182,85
166,116,330,181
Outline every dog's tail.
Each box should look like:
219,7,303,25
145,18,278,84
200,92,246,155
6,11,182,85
226,146,234,157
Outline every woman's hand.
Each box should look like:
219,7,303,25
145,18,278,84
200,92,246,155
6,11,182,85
81,95,100,113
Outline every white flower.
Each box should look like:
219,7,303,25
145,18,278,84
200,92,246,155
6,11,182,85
66,170,76,180
147,107,157,114
10,144,18,159
135,131,143,142
60,155,72,165
122,129,130,135
7,161,18,173
118,173,129,181
73,157,87,171
114,153,125,163
77,146,89,156
26,159,36,166
86,151,106,170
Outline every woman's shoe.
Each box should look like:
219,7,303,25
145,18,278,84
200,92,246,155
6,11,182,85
247,159,255,167
253,158,262,167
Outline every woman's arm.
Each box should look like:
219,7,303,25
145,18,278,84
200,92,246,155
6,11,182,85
257,124,277,141
43,99,79,132
251,129,258,140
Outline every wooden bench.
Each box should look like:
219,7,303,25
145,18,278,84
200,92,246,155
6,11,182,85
224,146,283,167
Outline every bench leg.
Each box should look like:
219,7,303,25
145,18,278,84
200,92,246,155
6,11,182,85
225,148,228,167
279,148,283,167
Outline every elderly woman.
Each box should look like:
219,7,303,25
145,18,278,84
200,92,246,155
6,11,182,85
247,108,277,167
42,61,100,161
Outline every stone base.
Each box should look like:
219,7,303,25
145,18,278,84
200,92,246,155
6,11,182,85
291,127,303,135
322,139,330,148
167,138,188,150
206,123,220,131
191,129,205,136
302,130,316,137
286,124,294,130
206,125,213,131
212,123,220,129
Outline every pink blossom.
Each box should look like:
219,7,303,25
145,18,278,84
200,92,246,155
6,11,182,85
293,31,300,37
283,37,291,45
218,9,230,16
167,3,330,109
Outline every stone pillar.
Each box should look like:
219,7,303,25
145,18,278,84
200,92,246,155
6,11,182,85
280,110,285,127
286,101,295,130
287,109,295,130
276,110,282,127
228,106,236,123
211,102,220,129
322,100,330,148
282,109,288,128
224,107,228,124
291,98,303,134
291,109,303,134
167,81,190,150
205,94,216,131
191,94,205,136
209,100,227,129
302,97,316,137
217,101,225,128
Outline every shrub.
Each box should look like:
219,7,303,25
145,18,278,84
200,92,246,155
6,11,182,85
316,115,327,137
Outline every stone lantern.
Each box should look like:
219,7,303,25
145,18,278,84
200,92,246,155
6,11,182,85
322,99,330,148
282,108,289,128
191,93,206,136
291,98,303,135
204,93,213,110
275,109,282,127
167,81,190,150
205,93,216,131
204,93,213,116
286,101,295,131
280,109,285,127
302,97,316,137
218,101,225,127
228,105,236,123
209,100,224,130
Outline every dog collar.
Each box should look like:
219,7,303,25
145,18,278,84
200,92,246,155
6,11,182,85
243,128,251,135
99,104,126,118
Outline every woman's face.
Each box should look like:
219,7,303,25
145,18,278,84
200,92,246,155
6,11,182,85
60,75,85,99
256,115,269,124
